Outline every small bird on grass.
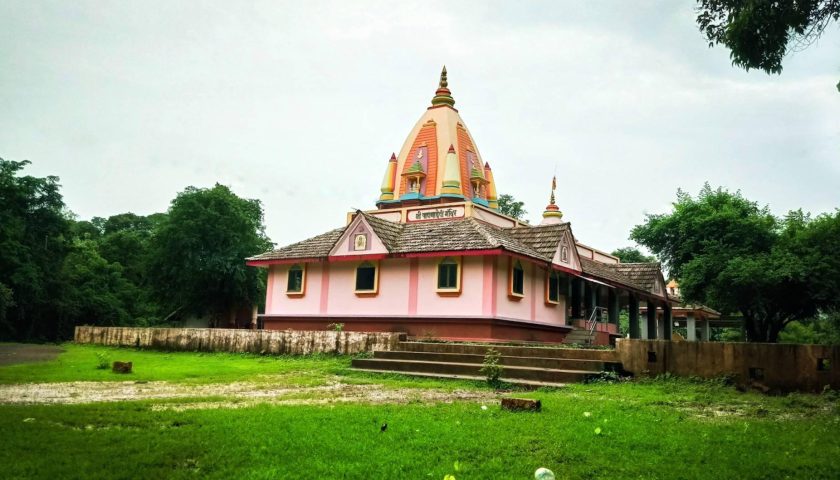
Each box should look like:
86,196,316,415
380,422,388,432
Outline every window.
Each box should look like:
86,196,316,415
437,257,461,293
546,271,562,304
286,264,305,295
355,261,378,294
509,259,525,297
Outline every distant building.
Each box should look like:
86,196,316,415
247,68,674,344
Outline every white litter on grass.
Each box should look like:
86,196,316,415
481,405,488,410
534,467,555,480
583,411,591,417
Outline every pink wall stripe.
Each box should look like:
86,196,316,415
491,256,498,317
530,263,537,321
265,265,275,314
482,256,493,316
408,258,419,315
319,262,330,314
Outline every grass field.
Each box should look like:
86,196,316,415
1,344,839,479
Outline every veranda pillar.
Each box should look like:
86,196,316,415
571,278,582,319
662,304,672,340
608,289,619,326
585,283,597,320
686,312,697,341
628,294,640,339
646,300,657,339
700,317,711,341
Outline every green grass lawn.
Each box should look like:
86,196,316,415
1,344,839,479
0,344,347,385
0,344,477,389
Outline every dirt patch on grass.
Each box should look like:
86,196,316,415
0,344,64,366
0,377,499,407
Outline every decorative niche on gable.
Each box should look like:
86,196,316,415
349,224,370,252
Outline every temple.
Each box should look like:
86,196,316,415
247,68,675,345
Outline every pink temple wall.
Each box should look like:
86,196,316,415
326,259,411,315
265,255,568,325
414,256,485,317
266,263,323,315
494,260,566,325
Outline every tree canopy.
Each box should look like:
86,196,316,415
631,184,840,342
610,247,656,263
0,158,272,341
497,193,527,220
0,158,70,340
696,0,840,91
148,184,272,326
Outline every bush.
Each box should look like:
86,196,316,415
479,348,503,388
95,352,110,370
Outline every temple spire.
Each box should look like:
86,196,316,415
440,144,462,195
378,153,398,201
430,66,456,108
540,175,563,225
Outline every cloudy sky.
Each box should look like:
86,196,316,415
2,1,838,253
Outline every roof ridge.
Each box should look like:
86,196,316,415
467,217,503,248
357,211,404,252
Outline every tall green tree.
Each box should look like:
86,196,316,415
497,193,527,220
55,239,137,338
696,0,840,91
611,247,656,263
0,158,71,340
631,185,840,342
148,184,271,325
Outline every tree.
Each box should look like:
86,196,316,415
498,193,527,220
631,185,840,342
696,0,840,91
55,239,137,338
0,158,72,340
148,184,272,325
611,247,656,263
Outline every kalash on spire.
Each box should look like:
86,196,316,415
377,66,500,214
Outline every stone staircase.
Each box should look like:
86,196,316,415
351,341,622,387
562,328,593,345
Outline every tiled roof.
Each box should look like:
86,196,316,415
363,213,547,259
579,258,644,291
612,263,663,292
361,213,402,248
246,228,344,261
248,214,666,297
505,223,569,259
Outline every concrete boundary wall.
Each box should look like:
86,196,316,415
617,339,839,392
74,326,404,356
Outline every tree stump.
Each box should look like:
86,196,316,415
501,398,541,412
112,361,132,374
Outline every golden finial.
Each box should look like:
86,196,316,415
431,66,455,108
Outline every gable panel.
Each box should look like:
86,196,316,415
329,217,389,258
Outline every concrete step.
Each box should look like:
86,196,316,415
351,358,598,383
395,341,618,362
351,369,568,388
562,330,594,345
373,350,618,372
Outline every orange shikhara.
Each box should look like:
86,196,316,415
377,67,498,210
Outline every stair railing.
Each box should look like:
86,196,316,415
586,307,609,344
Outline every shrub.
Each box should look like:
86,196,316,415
95,352,110,370
479,348,503,388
